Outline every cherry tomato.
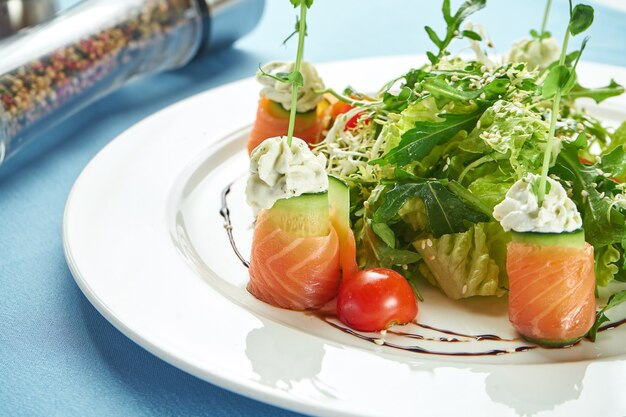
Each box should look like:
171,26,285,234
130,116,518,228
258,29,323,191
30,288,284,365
336,268,418,332
330,101,361,129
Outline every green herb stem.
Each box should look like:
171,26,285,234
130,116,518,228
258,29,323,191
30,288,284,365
318,88,381,107
538,29,570,203
540,0,553,37
286,2,307,147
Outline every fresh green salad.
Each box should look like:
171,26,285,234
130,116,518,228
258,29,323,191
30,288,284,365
314,0,626,312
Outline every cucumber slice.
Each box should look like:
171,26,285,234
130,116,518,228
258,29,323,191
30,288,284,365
328,175,350,228
268,192,329,237
328,175,358,277
511,229,585,248
267,99,316,120
266,175,350,239
522,334,583,348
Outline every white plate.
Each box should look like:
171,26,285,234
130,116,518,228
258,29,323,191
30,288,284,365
63,56,626,417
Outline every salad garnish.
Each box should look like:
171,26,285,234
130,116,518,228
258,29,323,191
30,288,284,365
537,0,593,204
243,0,626,343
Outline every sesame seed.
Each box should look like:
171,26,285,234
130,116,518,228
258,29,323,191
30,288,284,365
599,192,606,198
426,239,433,247
380,330,387,336
462,284,468,294
374,338,384,346
581,190,589,197
604,173,612,178
420,241,426,250
429,255,436,261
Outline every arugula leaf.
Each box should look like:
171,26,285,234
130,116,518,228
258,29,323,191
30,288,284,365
462,30,482,41
356,218,422,269
588,290,626,342
425,0,487,65
599,145,626,181
372,223,396,248
566,79,625,103
373,110,482,167
383,86,417,112
447,180,495,218
373,181,489,237
422,76,482,102
551,141,626,248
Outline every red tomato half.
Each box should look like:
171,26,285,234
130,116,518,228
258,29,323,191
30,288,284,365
330,101,361,129
336,268,418,332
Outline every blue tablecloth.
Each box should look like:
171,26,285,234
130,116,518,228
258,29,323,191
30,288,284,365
2,1,625,416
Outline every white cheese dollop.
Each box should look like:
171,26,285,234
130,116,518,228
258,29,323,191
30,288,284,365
493,173,582,233
246,136,328,212
508,37,560,70
256,61,325,113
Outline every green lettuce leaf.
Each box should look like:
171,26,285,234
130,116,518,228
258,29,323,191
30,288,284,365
466,174,515,210
356,218,422,269
595,244,621,287
412,222,510,299
468,100,550,175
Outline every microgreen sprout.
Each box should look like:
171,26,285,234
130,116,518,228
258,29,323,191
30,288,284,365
285,0,312,146
533,0,553,40
537,0,594,204
257,0,313,147
425,0,486,66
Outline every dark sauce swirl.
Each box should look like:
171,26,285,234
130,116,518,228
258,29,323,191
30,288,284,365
220,183,249,268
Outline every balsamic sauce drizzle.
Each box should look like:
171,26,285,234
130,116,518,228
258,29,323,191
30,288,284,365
220,183,249,268
220,181,626,356
316,313,537,356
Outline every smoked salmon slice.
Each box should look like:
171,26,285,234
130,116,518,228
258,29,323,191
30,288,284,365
247,97,323,154
507,241,596,345
247,210,341,310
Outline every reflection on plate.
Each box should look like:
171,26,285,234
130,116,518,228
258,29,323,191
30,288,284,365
64,56,626,417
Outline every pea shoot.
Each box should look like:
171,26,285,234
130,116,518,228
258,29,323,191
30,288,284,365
537,0,594,204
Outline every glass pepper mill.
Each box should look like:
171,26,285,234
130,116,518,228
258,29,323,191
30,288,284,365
0,0,265,165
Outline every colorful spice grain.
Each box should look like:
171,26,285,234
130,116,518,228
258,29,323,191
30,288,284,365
0,0,203,161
